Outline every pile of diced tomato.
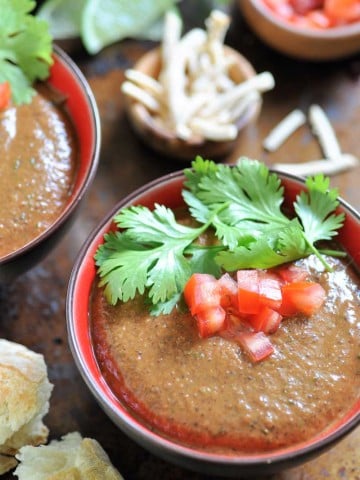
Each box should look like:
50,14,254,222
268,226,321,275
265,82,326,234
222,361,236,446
263,0,360,29
184,264,326,363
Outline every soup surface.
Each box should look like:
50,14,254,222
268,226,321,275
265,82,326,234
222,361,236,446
0,83,77,257
91,255,360,454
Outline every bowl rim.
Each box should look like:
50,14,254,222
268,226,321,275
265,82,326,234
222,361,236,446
244,0,360,39
0,43,101,265
66,167,360,471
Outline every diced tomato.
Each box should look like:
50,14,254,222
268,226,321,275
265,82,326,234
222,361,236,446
237,270,282,314
195,306,226,338
258,271,282,310
263,0,360,27
248,306,282,334
306,9,334,27
217,273,238,309
263,0,294,18
324,0,360,22
273,263,309,283
290,0,324,15
237,269,261,314
220,313,250,338
233,331,275,362
0,82,11,111
281,281,326,316
183,265,327,362
277,294,299,317
183,273,220,316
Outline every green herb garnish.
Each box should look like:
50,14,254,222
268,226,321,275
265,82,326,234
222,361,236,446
0,0,53,105
95,157,345,314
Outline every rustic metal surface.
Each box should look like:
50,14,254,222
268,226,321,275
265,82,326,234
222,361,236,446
1,3,359,479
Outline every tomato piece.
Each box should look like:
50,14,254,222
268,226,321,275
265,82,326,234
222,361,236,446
264,0,294,18
290,0,324,14
277,294,299,316
195,306,226,338
324,0,360,22
306,9,333,27
281,281,326,316
237,270,283,314
0,82,11,111
183,273,220,315
258,271,282,310
233,331,275,362
220,312,249,338
273,263,309,283
237,270,261,314
217,273,238,309
248,306,282,334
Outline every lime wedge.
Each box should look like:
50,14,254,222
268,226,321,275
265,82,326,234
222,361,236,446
37,0,86,39
81,0,178,54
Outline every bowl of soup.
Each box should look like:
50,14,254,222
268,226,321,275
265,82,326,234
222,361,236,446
239,0,360,61
0,44,101,281
66,161,360,476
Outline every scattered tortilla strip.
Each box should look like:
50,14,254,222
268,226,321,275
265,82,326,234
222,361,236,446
227,91,261,123
161,10,182,66
205,10,230,65
273,154,359,176
309,104,342,161
268,103,358,177
121,81,160,112
162,28,207,129
124,69,163,97
190,118,238,141
263,109,306,152
200,72,275,118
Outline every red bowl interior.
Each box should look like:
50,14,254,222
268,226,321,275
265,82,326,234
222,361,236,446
67,169,360,472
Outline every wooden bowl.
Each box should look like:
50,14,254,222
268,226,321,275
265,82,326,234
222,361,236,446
123,46,261,161
239,0,360,61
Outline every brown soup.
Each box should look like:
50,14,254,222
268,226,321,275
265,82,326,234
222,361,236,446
90,254,360,454
0,83,78,257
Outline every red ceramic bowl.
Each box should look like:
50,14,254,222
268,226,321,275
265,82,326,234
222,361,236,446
0,44,100,281
66,168,360,476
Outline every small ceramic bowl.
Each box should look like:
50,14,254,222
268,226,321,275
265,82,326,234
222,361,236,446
124,46,261,161
0,44,101,282
239,0,360,61
67,168,359,477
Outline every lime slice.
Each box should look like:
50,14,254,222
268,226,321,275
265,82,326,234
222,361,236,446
37,0,87,39
81,0,178,54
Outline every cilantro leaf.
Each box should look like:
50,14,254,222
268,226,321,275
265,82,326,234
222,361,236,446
95,204,208,306
217,220,307,270
187,244,224,277
184,157,289,249
95,157,346,314
0,0,53,105
295,174,345,244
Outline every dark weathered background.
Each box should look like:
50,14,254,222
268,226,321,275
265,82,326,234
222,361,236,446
1,1,359,478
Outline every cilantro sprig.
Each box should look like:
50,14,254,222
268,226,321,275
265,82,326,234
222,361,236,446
0,0,53,105
95,157,345,314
